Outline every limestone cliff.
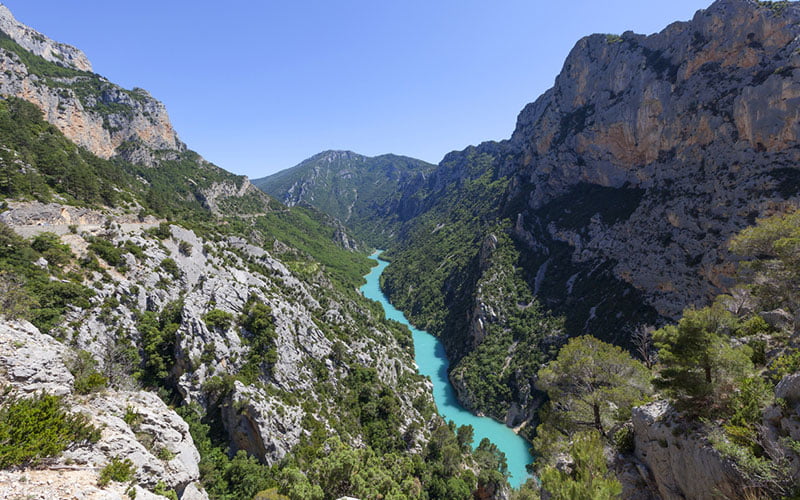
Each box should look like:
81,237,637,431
0,5,183,163
0,3,91,71
505,0,800,325
378,0,800,428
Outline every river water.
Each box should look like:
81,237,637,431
360,252,533,488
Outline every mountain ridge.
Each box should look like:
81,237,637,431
260,0,800,437
254,150,436,245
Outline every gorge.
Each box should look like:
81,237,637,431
2,0,800,499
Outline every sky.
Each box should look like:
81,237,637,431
4,1,712,178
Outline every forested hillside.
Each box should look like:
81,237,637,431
0,6,512,499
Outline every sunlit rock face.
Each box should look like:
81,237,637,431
503,0,800,327
0,5,184,164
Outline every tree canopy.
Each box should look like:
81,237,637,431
536,335,651,434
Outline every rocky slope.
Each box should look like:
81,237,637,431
0,4,182,164
254,150,435,246
0,199,436,498
369,0,800,428
0,3,91,72
0,319,206,499
623,375,800,500
0,6,475,499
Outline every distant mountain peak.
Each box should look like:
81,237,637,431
0,3,92,72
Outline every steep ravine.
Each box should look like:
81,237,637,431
375,0,800,429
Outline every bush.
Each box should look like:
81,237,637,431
68,350,108,395
254,489,290,500
203,309,234,332
74,371,108,395
88,237,124,267
160,258,181,279
540,430,622,500
768,350,800,383
153,480,178,500
0,271,37,321
98,456,136,486
178,240,193,256
137,301,182,387
145,222,172,240
123,406,142,427
31,232,72,267
0,390,100,468
614,425,635,454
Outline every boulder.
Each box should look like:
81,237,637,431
632,401,746,500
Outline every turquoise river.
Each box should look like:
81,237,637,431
360,252,534,488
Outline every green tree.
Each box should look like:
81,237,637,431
0,271,37,320
536,336,651,434
540,431,622,500
653,305,753,411
729,210,800,320
68,350,108,395
456,424,474,452
0,390,100,468
137,300,183,387
203,309,234,331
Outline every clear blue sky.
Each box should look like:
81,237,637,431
4,1,711,177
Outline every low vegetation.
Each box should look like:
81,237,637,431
0,389,100,468
524,210,800,499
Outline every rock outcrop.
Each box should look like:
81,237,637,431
630,392,800,500
0,5,183,163
0,4,92,71
502,0,800,330
631,402,748,500
0,320,205,498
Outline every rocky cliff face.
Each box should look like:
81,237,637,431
0,5,183,163
377,0,800,428
410,0,800,335
504,0,800,328
627,388,800,500
0,319,206,499
0,4,91,71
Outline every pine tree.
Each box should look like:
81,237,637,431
536,336,651,434
540,431,622,500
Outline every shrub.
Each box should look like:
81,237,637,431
31,232,72,267
0,271,37,321
540,430,622,500
88,237,124,267
68,350,108,395
254,489,291,500
0,390,100,468
98,456,136,486
156,446,175,461
614,425,635,454
74,371,108,395
123,406,142,427
153,481,178,500
203,309,234,332
708,429,774,481
178,240,192,256
160,258,181,279
729,376,773,428
136,300,182,387
147,222,172,240
768,350,800,383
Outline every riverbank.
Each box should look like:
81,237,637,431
360,252,534,488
